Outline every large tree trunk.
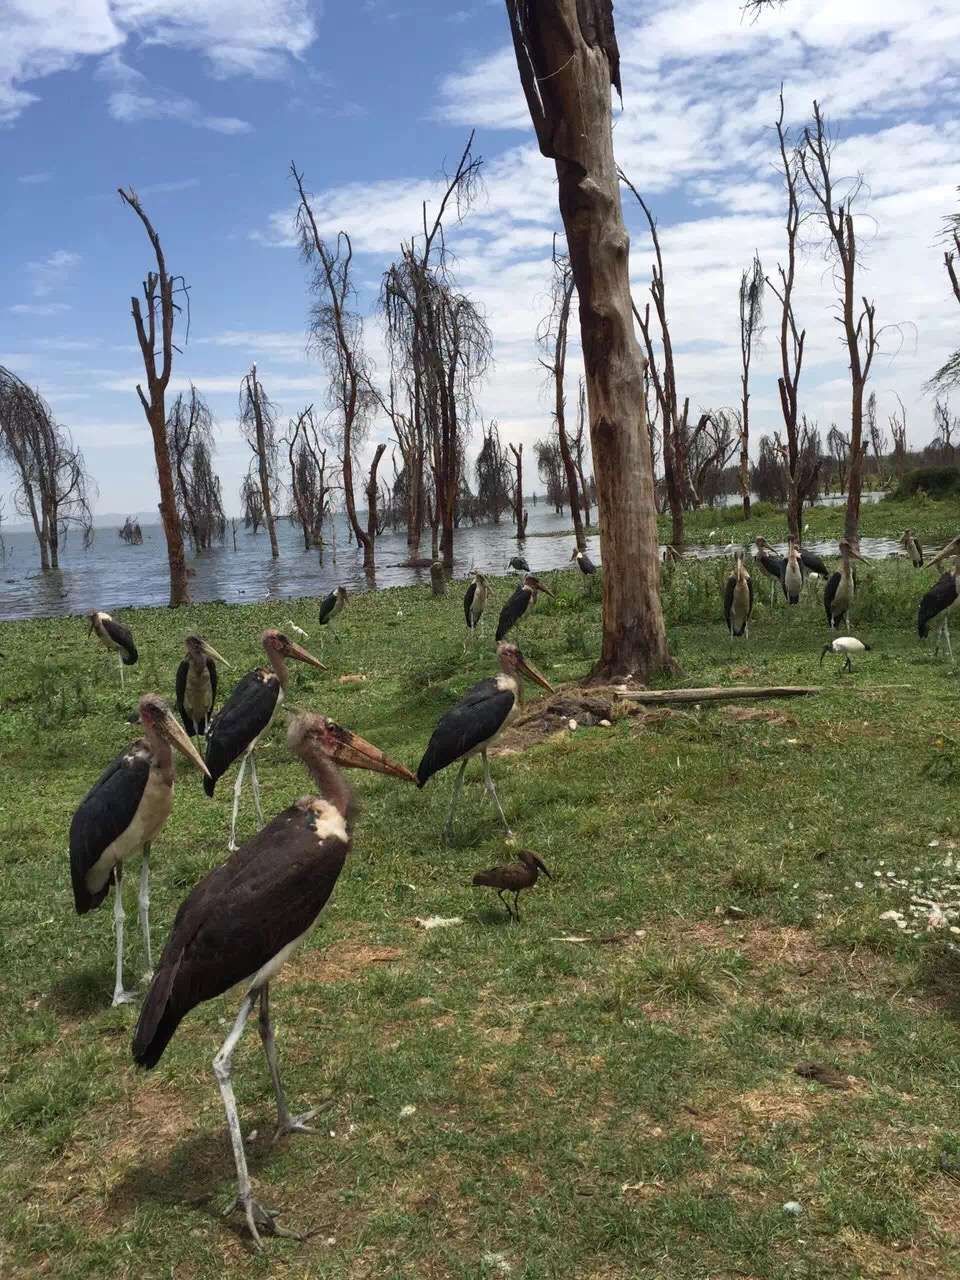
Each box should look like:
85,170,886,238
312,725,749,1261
738,397,751,518
845,385,865,546
506,0,670,680
150,404,190,594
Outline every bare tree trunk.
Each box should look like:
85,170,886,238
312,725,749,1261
545,254,587,550
509,442,525,534
365,443,387,571
506,0,670,680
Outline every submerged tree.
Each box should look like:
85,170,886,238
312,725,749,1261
737,254,764,517
930,190,960,393
508,441,527,536
284,404,334,553
118,516,143,545
538,245,587,548
240,470,264,533
0,365,94,569
889,395,908,478
118,187,190,605
239,365,280,556
474,422,512,521
166,384,225,552
534,437,566,513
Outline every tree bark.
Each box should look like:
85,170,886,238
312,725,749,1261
365,443,387,571
509,442,525,534
505,0,670,680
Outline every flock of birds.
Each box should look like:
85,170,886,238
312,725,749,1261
64,532,958,1244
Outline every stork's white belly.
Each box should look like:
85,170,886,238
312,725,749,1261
86,768,173,893
245,928,313,991
784,563,803,596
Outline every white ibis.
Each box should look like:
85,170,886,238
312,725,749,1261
918,545,960,660
463,571,488,642
88,610,138,687
204,630,326,851
317,586,348,640
472,849,551,922
824,540,868,631
723,551,753,638
133,711,416,1246
176,635,230,739
902,529,924,568
69,693,209,1006
495,573,554,642
782,538,804,605
416,641,554,840
507,555,530,573
753,538,786,605
285,619,310,641
821,636,871,672
571,547,597,577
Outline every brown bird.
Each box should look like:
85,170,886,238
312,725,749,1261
472,849,551,922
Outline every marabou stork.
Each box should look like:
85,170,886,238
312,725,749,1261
472,849,551,922
463,571,488,642
317,586,348,642
417,641,555,840
133,711,416,1246
821,636,871,673
782,538,804,605
88,610,138,687
495,573,554,642
824,539,867,631
508,555,531,573
176,635,230,739
205,630,326,851
69,693,209,1006
571,548,597,576
723,551,753,638
918,542,960,659
902,529,924,568
753,538,787,605
799,545,829,579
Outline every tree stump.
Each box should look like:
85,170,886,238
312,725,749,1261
430,561,446,597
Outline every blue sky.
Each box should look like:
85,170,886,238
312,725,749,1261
2,0,960,518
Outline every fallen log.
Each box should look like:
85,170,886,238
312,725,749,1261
617,685,820,706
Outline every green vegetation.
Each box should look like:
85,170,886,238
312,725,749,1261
3,554,960,1278
893,466,960,501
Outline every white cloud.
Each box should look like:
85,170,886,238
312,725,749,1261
26,249,81,298
17,171,52,184
107,87,251,132
9,302,72,316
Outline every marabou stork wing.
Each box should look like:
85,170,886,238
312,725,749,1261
175,659,195,736
203,670,279,794
69,744,151,914
207,657,218,711
104,618,138,665
495,586,530,641
133,802,350,1069
800,548,829,577
723,573,735,629
463,580,477,627
417,680,516,786
581,554,596,574
824,571,840,624
918,573,958,638
318,590,338,625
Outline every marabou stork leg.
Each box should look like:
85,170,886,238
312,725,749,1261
118,651,125,689
137,845,153,977
228,754,250,853
248,754,265,827
216,992,300,1247
258,985,317,1140
481,750,513,837
111,866,137,1006
443,759,468,843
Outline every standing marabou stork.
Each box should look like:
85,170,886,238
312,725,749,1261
176,635,230,739
918,540,960,659
753,538,787,605
824,539,868,631
463,571,488,642
782,538,804,605
571,547,597,577
417,641,555,840
508,555,530,573
902,529,924,568
821,636,871,673
69,693,210,1006
495,573,554,642
133,711,416,1246
88,610,138,687
205,630,326,851
317,586,348,641
724,551,753,638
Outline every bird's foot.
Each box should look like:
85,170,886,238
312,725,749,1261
273,1108,318,1141
141,969,155,985
227,840,240,854
111,989,139,1007
224,1194,302,1248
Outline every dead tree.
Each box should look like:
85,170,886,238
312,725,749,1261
508,442,527,536
827,424,851,493
474,423,511,521
866,391,888,488
118,187,190,605
572,378,593,524
240,470,264,532
239,365,280,558
801,101,877,547
889,394,908,478
166,384,225,552
538,244,587,549
738,254,764,517
932,398,958,463
119,517,143,545
285,405,334,553
292,165,382,572
534,437,566,512
380,371,425,556
930,192,960,392
688,411,738,507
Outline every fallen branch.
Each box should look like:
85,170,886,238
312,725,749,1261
617,685,820,705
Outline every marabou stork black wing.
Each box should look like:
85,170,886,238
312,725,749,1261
580,554,596,574
318,590,338,624
495,586,530,642
915,538,924,567
104,618,138,665
800,548,829,577
918,573,958,638
509,556,530,572
175,659,195,736
417,680,516,786
824,571,841,624
463,579,477,628
757,551,785,581
133,802,351,1069
207,656,218,712
69,745,150,914
723,573,736,630
203,670,280,795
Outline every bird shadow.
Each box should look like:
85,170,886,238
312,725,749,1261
46,966,117,1017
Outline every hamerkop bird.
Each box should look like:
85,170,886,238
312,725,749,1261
472,849,552,922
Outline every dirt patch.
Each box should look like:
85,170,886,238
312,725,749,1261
294,942,404,984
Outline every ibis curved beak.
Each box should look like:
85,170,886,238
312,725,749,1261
164,713,211,778
326,723,416,782
288,641,326,671
201,640,230,667
517,654,555,694
820,644,831,667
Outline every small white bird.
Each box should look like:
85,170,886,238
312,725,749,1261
285,619,310,641
820,636,871,673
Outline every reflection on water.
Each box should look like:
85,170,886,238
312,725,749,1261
0,494,936,622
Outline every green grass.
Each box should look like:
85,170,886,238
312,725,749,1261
3,556,960,1278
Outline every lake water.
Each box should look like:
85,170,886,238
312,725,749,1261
0,496,913,622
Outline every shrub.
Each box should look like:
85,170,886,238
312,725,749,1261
892,466,960,500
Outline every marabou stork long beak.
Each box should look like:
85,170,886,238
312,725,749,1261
163,711,212,777
848,547,868,564
287,640,327,671
326,724,417,781
529,576,555,598
930,536,960,567
200,640,231,667
516,653,556,694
